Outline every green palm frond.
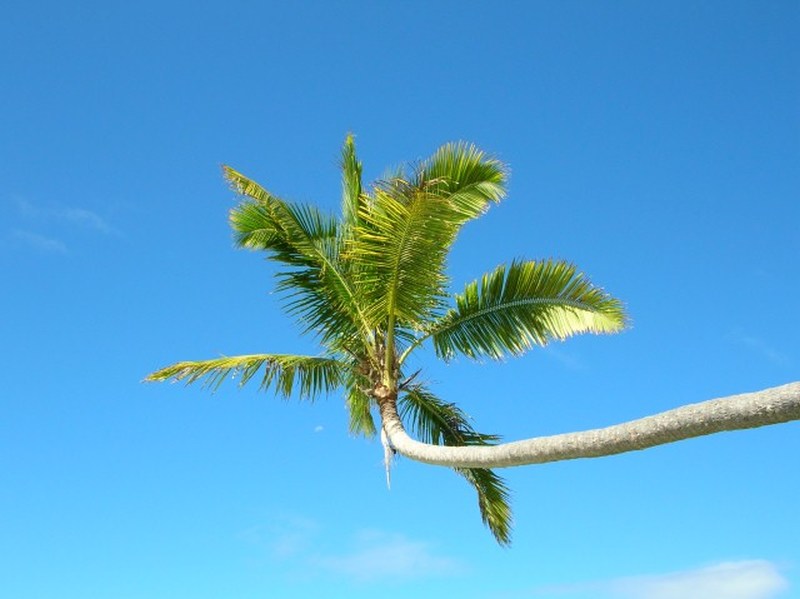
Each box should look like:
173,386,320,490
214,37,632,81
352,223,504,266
455,467,513,546
225,167,373,355
145,353,345,400
275,261,363,352
428,259,627,361
340,134,364,228
399,387,499,446
350,186,461,329
399,387,512,545
414,142,508,220
226,167,338,260
345,383,377,438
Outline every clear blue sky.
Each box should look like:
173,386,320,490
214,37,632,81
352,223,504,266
2,2,798,598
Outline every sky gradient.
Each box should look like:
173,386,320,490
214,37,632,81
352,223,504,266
2,2,798,598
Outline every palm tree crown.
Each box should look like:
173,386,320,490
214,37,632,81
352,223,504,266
146,136,627,544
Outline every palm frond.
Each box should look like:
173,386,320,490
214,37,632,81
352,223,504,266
145,353,345,400
399,387,512,545
349,186,461,329
345,382,377,437
225,166,338,260
429,259,628,361
225,166,373,354
341,142,507,335
340,134,364,228
455,467,513,546
415,142,508,221
399,387,499,446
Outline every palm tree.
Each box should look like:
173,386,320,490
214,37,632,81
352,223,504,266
147,136,800,545
146,136,628,544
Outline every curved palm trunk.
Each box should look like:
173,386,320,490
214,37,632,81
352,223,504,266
379,382,800,469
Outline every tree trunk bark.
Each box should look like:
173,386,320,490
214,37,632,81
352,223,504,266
379,381,800,469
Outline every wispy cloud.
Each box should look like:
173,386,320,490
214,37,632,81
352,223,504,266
609,560,789,599
315,529,463,583
241,516,463,584
542,345,584,370
727,330,791,366
239,514,318,559
9,196,117,242
11,230,68,254
12,197,38,219
520,560,788,599
59,206,115,234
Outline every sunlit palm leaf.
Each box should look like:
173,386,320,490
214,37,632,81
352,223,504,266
429,259,627,361
399,387,512,545
414,142,508,220
346,383,377,437
350,186,461,328
399,387,499,446
225,167,371,353
455,467,513,546
145,353,345,400
226,166,338,261
340,134,364,228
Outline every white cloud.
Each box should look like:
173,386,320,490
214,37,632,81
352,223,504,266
611,560,789,599
11,196,116,235
239,514,318,558
543,345,584,370
241,516,463,584
315,529,463,583
314,425,324,433
524,560,788,599
728,330,790,366
60,206,114,234
12,230,67,253
5,197,118,255
12,197,38,218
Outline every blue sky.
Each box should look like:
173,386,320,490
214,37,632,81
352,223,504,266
1,1,798,597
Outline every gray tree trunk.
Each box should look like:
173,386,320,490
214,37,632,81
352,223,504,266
379,382,800,469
